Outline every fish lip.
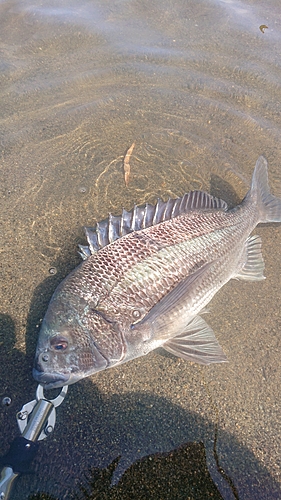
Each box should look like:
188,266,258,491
32,368,70,389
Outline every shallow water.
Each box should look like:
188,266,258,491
0,0,281,498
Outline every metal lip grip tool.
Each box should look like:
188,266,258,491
0,384,68,499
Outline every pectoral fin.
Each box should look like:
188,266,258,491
131,261,214,340
162,315,227,365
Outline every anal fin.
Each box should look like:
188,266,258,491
162,315,227,365
235,235,265,281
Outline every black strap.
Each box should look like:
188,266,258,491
0,436,39,473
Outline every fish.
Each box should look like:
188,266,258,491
33,156,281,389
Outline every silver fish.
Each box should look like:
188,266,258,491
33,156,281,389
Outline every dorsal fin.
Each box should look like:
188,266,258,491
78,191,228,259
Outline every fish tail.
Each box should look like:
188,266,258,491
249,156,281,223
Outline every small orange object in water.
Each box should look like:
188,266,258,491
124,142,135,187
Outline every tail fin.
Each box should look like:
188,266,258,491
250,156,281,223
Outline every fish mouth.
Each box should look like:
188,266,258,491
32,367,70,389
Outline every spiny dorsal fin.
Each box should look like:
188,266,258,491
78,191,228,258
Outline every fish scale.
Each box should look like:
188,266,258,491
103,216,253,317
70,209,249,310
33,156,281,389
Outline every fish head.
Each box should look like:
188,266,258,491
33,293,110,389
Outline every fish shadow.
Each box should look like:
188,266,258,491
0,314,35,450
0,368,279,499
210,174,241,208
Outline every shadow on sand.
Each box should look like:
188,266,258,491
0,304,280,500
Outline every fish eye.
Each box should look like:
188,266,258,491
50,336,68,351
